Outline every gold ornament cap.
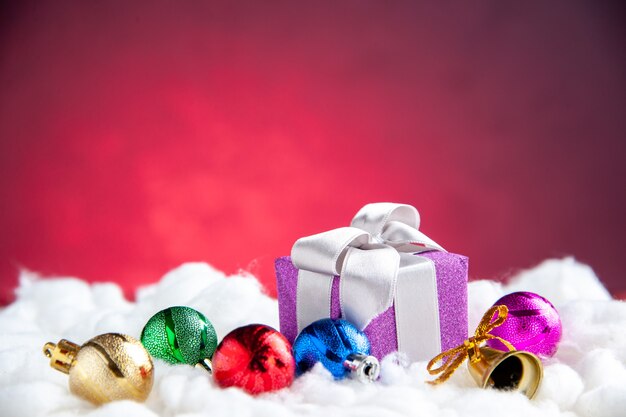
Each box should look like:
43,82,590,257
44,339,80,374
44,333,154,405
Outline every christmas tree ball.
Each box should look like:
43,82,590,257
487,291,562,357
293,318,372,379
141,306,218,366
212,324,295,395
44,333,154,405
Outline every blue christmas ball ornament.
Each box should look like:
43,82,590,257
292,318,380,382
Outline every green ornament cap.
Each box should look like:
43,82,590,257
141,306,218,367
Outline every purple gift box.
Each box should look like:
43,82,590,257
275,251,468,361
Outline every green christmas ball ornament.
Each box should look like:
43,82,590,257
141,306,218,371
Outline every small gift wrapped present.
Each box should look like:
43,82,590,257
275,203,468,362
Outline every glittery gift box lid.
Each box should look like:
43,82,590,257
275,251,468,361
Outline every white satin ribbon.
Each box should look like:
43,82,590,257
291,203,446,360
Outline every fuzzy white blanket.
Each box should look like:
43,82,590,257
1,258,624,417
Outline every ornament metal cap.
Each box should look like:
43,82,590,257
467,346,543,399
43,339,80,374
194,357,213,374
343,353,380,382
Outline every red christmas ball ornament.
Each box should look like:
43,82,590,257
212,324,295,395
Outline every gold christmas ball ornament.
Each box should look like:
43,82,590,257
43,333,154,405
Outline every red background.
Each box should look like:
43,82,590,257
1,1,625,304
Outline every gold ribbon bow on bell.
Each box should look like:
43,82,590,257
426,304,543,399
427,305,514,384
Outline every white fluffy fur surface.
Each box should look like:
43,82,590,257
1,258,624,417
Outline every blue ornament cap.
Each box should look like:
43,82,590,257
292,318,379,381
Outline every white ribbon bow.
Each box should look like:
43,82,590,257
291,203,446,360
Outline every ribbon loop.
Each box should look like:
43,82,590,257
427,305,514,385
291,227,370,276
351,203,420,236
